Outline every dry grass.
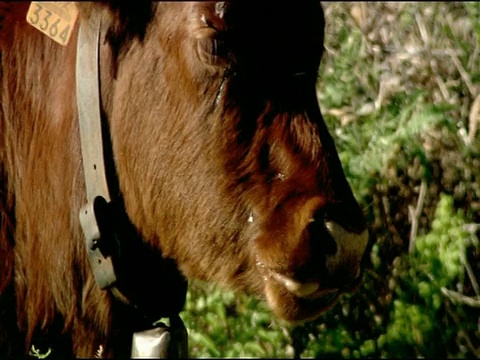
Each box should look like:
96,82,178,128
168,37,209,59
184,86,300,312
320,2,479,135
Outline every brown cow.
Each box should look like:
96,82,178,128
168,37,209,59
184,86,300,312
0,1,368,358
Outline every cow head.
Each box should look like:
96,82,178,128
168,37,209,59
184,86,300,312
87,1,368,323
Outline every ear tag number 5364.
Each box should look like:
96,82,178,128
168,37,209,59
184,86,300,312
26,2,78,46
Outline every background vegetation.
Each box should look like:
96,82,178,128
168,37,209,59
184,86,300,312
182,2,480,358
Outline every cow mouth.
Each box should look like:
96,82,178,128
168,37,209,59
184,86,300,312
256,260,341,321
267,270,337,300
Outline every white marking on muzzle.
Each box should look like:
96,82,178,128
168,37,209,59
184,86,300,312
324,221,369,277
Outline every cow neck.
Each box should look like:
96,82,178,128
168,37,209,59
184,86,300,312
75,11,188,358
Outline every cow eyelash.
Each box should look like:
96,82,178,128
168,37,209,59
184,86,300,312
195,32,230,66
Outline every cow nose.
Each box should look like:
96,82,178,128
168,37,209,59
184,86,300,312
287,203,368,289
307,210,337,256
254,195,368,299
323,220,368,279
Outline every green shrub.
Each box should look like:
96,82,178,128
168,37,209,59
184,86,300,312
182,283,293,357
380,194,478,358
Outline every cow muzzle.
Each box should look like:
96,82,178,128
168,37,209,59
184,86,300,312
253,199,369,323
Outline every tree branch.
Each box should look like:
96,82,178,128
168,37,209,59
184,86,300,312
441,287,480,308
408,180,427,253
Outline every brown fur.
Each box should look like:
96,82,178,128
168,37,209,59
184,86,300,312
0,2,367,358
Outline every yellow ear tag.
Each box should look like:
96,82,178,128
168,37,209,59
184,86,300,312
26,2,78,46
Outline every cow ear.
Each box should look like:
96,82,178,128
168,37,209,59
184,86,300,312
190,2,233,67
0,3,30,50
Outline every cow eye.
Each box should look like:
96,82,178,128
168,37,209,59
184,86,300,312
194,28,230,67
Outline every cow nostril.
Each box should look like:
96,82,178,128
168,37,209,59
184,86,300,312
307,214,337,256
